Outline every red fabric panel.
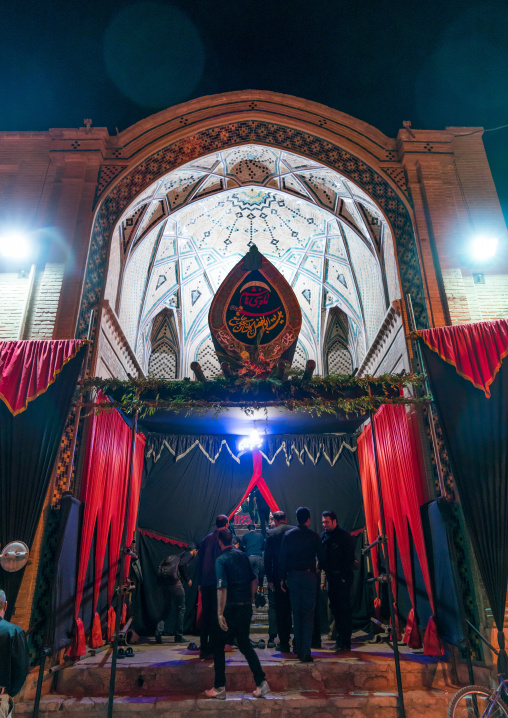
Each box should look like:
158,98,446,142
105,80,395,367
417,319,508,398
138,528,187,547
72,394,145,656
123,434,146,580
358,406,441,654
357,428,381,600
0,340,87,415
228,451,279,519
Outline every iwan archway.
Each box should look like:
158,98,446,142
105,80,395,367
77,91,428,378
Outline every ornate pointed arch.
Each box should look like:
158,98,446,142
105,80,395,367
81,92,427,369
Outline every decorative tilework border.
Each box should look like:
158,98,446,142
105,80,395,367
76,120,428,345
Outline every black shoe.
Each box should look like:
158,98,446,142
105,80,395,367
257,638,266,649
267,637,276,649
155,630,162,644
300,654,314,663
174,635,186,643
276,643,291,652
334,645,351,654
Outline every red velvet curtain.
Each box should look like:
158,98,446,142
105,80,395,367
0,340,87,415
357,405,443,655
69,396,145,656
228,450,279,519
416,318,508,398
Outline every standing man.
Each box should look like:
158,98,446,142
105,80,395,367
205,529,269,699
239,524,264,591
264,510,295,652
155,543,198,644
279,507,323,663
197,515,229,659
0,590,29,718
320,511,356,653
253,487,271,537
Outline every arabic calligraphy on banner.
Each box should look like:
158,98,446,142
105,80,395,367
225,270,287,345
208,246,302,366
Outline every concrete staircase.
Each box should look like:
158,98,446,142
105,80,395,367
15,643,463,718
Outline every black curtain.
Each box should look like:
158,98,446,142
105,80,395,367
45,495,81,650
421,500,465,647
0,346,86,618
422,343,508,666
261,448,365,533
133,532,199,636
138,443,254,544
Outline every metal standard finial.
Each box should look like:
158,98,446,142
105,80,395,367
243,244,263,270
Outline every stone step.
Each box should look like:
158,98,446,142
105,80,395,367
54,647,458,697
14,688,455,718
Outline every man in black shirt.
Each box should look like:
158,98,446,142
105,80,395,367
320,511,356,652
205,529,270,700
197,515,229,659
279,507,323,663
0,590,29,718
264,510,295,652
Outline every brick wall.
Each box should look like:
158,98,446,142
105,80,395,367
0,272,30,338
443,269,508,324
23,262,65,339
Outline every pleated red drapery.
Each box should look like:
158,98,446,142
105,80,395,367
69,395,145,656
357,405,443,655
357,429,382,618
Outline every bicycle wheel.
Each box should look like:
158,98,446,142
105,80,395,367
448,685,508,718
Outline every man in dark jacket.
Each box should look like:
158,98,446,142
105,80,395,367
0,590,29,718
155,544,198,644
279,507,323,662
196,515,229,659
264,510,295,652
239,524,264,589
320,510,356,652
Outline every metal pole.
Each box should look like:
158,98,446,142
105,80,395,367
64,310,94,493
31,648,50,718
369,410,406,718
406,295,446,497
107,411,138,718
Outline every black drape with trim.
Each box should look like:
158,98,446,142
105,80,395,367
261,445,364,533
139,442,254,544
422,343,508,666
0,346,85,618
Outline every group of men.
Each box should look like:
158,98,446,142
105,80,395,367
195,506,356,699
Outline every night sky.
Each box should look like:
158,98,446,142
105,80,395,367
2,0,508,220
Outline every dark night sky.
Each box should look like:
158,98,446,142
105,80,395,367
2,0,508,221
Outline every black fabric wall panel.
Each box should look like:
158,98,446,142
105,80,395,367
261,449,364,533
0,346,86,618
138,445,254,544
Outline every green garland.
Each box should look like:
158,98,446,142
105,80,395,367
79,371,430,419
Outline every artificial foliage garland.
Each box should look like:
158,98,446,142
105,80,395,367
79,371,430,418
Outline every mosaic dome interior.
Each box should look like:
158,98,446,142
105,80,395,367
104,145,401,378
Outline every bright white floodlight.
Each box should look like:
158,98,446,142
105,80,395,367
239,429,263,452
471,235,498,261
0,230,29,260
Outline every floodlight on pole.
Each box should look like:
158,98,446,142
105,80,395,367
470,235,498,262
0,229,30,260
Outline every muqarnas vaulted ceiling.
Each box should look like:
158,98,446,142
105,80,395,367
104,145,401,377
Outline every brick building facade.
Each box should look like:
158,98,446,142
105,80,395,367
1,91,506,635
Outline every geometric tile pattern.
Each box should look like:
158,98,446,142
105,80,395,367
327,340,353,374
77,121,428,365
148,343,177,378
196,336,221,378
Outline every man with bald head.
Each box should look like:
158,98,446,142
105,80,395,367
0,590,29,717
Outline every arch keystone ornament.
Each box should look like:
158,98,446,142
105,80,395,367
209,245,302,372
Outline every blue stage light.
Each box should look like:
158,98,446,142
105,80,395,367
239,429,263,452
0,229,30,260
